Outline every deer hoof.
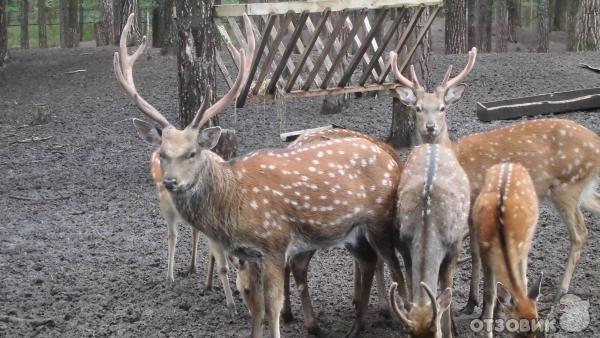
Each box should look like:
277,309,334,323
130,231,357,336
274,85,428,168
344,320,363,338
281,310,294,323
306,322,322,337
189,266,197,274
378,307,391,319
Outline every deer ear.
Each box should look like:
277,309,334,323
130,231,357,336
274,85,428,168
198,126,222,149
528,272,543,300
444,84,466,105
393,87,417,106
496,282,515,310
133,118,162,145
437,287,452,313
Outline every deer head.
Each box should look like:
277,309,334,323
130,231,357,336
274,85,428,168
497,273,543,324
390,282,452,338
114,13,254,192
389,48,477,145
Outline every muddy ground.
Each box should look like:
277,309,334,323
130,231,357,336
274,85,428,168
1,46,599,337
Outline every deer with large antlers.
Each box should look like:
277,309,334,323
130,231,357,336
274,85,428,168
390,143,470,338
116,13,408,338
390,48,600,310
117,13,238,313
473,163,543,338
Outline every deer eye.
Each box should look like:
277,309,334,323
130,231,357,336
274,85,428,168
440,106,445,112
189,151,196,159
415,106,422,112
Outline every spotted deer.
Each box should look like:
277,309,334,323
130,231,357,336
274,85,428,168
389,144,470,338
473,163,543,338
390,48,600,309
235,128,395,335
115,13,407,338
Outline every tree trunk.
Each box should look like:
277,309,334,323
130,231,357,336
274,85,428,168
21,0,29,49
507,0,520,42
60,0,79,47
496,0,508,52
478,0,492,52
467,0,478,48
537,0,549,52
78,0,83,41
113,0,121,44
444,0,467,54
566,0,579,51
577,0,600,51
552,0,566,31
37,0,47,48
96,0,113,46
158,0,175,51
115,0,140,45
0,0,7,67
388,7,430,149
176,0,217,128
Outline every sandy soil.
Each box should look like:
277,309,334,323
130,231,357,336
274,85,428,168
1,46,599,337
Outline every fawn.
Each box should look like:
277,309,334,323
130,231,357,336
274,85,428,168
473,163,543,337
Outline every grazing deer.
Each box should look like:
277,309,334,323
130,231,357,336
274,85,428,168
115,13,407,338
390,48,600,309
234,128,394,335
390,144,470,338
473,163,543,338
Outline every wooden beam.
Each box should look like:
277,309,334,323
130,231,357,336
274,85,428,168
476,88,600,122
302,10,350,91
267,11,310,95
338,8,389,88
285,9,331,92
321,9,369,89
253,13,294,95
215,18,240,72
236,15,277,108
358,8,407,86
377,5,425,84
214,0,442,17
250,82,403,100
216,51,235,89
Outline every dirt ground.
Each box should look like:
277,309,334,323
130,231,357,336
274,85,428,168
1,44,599,338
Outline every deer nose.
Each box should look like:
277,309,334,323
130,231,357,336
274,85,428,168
163,177,178,191
426,122,436,133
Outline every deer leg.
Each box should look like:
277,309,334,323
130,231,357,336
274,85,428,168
374,258,390,318
481,263,495,338
160,194,178,283
205,254,215,290
209,239,236,317
368,231,408,300
440,255,458,338
190,227,200,274
262,258,285,338
552,186,588,302
289,251,320,335
346,256,376,338
464,217,481,314
246,261,265,338
281,262,294,323
352,260,362,309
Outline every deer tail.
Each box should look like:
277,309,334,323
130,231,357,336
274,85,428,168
580,172,600,215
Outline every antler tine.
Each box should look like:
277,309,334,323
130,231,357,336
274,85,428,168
114,13,170,127
409,65,421,89
189,87,213,128
442,47,477,90
420,282,438,321
193,13,255,129
389,282,415,328
441,65,453,87
390,51,422,91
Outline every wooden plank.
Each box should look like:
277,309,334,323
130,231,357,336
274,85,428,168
306,16,334,80
388,5,441,84
253,13,294,95
280,124,341,142
285,9,331,92
338,8,389,87
302,10,350,91
358,8,407,86
226,16,248,50
214,0,442,17
260,14,300,91
476,88,600,122
215,18,240,72
250,82,403,101
321,9,369,89
236,15,277,108
267,11,310,95
362,14,386,73
216,51,235,89
376,5,425,84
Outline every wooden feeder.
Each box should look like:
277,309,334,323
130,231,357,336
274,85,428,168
213,0,443,108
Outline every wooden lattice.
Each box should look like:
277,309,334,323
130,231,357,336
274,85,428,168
213,0,442,108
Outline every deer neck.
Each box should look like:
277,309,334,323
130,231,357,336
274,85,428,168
169,151,242,243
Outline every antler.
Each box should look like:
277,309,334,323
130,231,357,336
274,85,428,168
190,14,255,129
389,282,415,328
114,13,171,128
439,47,477,90
389,51,423,91
420,282,438,322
